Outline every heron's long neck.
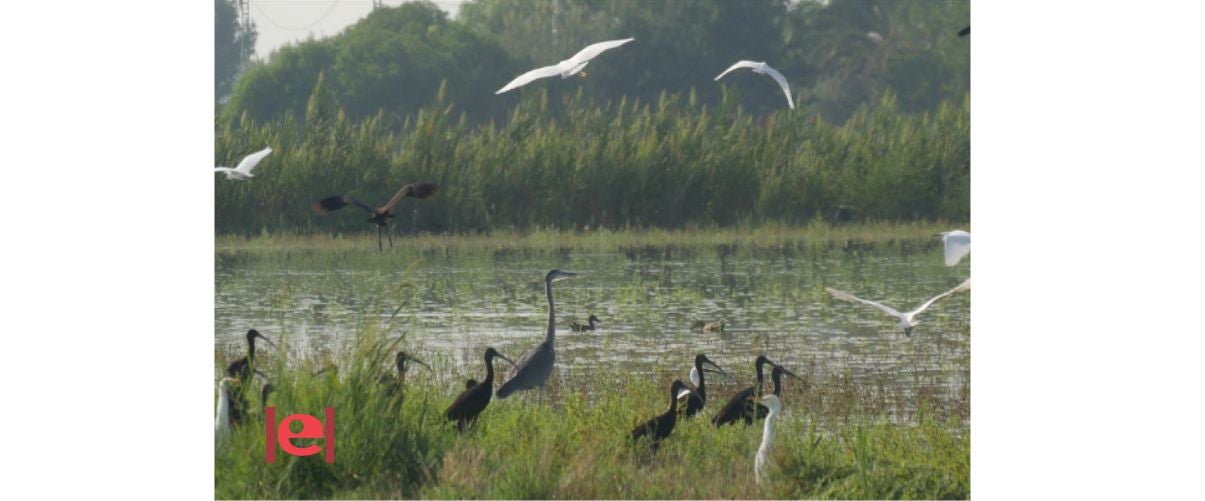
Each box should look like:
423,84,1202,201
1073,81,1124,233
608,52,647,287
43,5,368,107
695,362,706,393
248,338,256,362
544,279,556,344
772,374,782,396
667,388,680,412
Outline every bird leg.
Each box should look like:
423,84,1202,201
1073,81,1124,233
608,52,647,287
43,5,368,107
377,226,384,252
388,226,394,249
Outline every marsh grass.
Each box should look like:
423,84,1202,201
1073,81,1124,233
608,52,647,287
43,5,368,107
215,90,969,235
215,225,969,498
216,328,968,499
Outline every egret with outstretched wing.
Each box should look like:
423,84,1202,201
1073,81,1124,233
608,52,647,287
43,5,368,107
714,61,794,110
214,146,272,180
827,278,970,336
496,38,635,94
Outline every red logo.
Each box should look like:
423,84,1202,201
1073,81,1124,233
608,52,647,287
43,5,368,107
265,407,335,463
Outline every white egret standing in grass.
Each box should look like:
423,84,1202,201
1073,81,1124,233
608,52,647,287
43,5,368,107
215,377,236,443
941,230,971,266
714,61,795,110
214,146,272,180
827,278,971,336
755,394,782,484
495,38,635,94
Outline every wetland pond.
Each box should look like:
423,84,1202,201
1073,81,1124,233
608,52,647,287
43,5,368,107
216,232,970,424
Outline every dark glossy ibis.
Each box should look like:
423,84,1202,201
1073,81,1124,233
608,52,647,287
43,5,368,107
676,354,725,418
380,351,432,398
711,355,777,427
261,383,276,412
226,330,275,426
496,269,578,402
445,347,514,432
753,364,798,419
631,379,694,451
312,181,439,251
226,329,276,381
569,314,601,332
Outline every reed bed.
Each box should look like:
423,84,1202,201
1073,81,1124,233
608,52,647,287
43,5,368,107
215,89,968,235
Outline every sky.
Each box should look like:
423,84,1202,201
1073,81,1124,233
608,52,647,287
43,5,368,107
247,0,467,58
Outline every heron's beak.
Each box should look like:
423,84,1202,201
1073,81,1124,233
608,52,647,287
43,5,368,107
552,271,579,282
495,353,516,366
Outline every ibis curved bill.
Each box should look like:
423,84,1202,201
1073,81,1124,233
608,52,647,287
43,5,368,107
496,38,635,94
827,278,971,336
214,146,272,180
714,60,795,110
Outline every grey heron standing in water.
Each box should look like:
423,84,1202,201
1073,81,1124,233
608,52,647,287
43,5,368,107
495,269,579,402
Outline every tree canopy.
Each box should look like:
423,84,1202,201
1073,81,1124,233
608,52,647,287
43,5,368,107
219,0,968,125
215,0,257,101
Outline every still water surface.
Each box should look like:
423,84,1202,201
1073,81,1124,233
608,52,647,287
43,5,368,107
216,241,969,417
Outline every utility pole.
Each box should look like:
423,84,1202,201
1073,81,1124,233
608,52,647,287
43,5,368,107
237,0,251,59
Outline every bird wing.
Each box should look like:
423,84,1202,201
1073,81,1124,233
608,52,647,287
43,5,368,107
827,287,903,319
565,38,635,66
346,196,376,214
714,60,760,81
907,278,971,317
379,183,415,213
233,147,272,174
758,64,795,110
942,231,971,266
495,64,566,94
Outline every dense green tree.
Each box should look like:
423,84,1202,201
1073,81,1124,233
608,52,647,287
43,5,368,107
219,0,968,126
781,0,969,122
215,0,256,100
222,1,518,124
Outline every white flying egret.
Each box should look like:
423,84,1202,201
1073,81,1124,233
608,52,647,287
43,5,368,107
940,230,971,266
495,38,635,94
827,278,971,336
714,61,795,110
214,146,272,180
215,377,236,442
754,394,782,484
